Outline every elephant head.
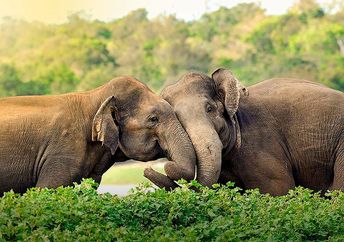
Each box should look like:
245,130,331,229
91,77,196,181
158,68,248,187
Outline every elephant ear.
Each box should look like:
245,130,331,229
211,68,249,148
92,96,119,155
212,68,248,116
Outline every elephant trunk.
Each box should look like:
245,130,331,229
187,123,223,188
159,117,196,181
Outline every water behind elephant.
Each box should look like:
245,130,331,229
98,160,165,196
97,184,137,196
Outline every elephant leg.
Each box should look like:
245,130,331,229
239,155,295,196
88,153,113,184
252,175,295,196
36,158,80,189
330,146,344,191
218,169,244,188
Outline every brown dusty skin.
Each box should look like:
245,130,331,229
155,68,344,195
0,76,197,195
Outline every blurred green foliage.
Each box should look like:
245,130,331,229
101,164,165,185
0,0,343,96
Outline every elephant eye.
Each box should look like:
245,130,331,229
206,105,213,113
148,116,159,123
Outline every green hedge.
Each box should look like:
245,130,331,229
0,179,344,241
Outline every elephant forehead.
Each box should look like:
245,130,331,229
180,72,214,92
117,88,146,111
173,96,208,116
117,83,161,113
139,98,174,117
163,73,215,101
139,92,165,107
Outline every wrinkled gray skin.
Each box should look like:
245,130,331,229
0,76,196,195
145,68,344,196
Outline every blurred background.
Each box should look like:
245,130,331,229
0,0,343,193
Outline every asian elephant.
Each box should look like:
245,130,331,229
145,68,344,196
0,76,196,195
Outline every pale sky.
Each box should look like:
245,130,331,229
0,0,332,23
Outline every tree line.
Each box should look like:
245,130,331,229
0,0,343,97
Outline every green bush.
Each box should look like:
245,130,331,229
0,179,344,241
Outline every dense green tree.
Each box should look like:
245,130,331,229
0,64,21,96
0,2,343,97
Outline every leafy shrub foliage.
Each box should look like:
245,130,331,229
0,179,344,241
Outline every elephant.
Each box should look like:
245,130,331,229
0,76,196,195
144,68,344,196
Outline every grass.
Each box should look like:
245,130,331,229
101,160,165,185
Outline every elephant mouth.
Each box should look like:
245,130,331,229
152,141,165,160
164,149,172,160
156,139,172,161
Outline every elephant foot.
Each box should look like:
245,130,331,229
144,167,179,191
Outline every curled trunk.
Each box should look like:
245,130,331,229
186,124,223,187
158,117,196,181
